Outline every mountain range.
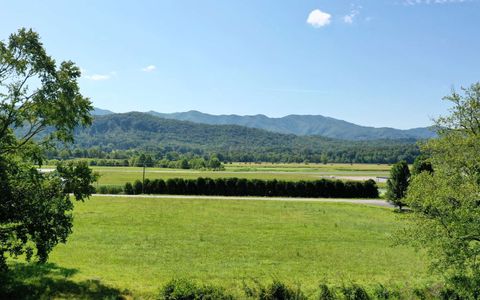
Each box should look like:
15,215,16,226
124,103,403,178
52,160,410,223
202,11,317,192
92,108,435,141
73,112,420,164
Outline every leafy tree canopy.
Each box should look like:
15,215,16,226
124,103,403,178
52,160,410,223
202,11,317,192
399,83,480,296
0,28,96,269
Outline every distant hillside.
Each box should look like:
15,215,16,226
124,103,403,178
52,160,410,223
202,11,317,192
72,112,420,163
148,110,435,141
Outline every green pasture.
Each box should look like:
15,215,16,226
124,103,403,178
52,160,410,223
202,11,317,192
87,163,390,187
9,196,433,298
225,162,392,172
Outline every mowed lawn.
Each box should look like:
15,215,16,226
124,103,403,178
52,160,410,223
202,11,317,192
89,163,390,186
44,196,430,297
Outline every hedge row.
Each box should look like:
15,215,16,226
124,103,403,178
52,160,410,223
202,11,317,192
124,177,379,198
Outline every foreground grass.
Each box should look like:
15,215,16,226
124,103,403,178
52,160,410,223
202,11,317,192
17,196,432,298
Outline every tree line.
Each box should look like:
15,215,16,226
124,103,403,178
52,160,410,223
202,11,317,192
45,142,420,165
122,177,379,198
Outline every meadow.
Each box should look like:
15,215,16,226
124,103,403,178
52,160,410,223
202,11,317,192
10,196,433,298
87,163,391,187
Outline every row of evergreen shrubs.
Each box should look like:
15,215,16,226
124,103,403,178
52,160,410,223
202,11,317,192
160,279,458,299
121,177,379,198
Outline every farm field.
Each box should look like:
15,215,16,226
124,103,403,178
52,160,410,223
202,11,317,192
226,162,392,172
77,163,391,187
18,196,432,298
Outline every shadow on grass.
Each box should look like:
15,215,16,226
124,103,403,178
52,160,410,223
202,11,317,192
0,262,130,299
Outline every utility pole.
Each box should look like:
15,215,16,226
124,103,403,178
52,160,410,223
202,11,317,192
142,162,146,194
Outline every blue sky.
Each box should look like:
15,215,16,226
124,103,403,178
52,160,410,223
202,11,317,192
1,0,479,129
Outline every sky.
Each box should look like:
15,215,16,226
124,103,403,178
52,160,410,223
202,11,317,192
1,0,479,129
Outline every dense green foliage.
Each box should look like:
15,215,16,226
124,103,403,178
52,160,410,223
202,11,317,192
56,112,421,164
243,280,307,300
400,83,480,297
411,154,434,175
148,110,436,140
385,161,410,209
161,278,234,300
123,177,379,198
0,28,96,269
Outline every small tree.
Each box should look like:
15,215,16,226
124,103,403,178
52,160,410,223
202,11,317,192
179,158,190,169
208,157,221,170
386,161,410,210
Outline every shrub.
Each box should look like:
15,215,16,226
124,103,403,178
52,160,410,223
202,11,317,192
373,284,400,300
339,284,370,300
144,178,152,194
133,180,143,195
96,185,108,194
96,185,123,194
244,280,307,300
318,284,336,300
160,278,234,300
124,182,134,195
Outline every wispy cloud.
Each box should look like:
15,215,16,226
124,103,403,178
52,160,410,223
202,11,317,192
84,74,110,81
265,88,330,94
403,0,467,5
307,9,332,28
142,65,156,72
81,69,116,81
343,5,362,24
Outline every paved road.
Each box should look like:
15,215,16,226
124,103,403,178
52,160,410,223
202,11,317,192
93,194,394,208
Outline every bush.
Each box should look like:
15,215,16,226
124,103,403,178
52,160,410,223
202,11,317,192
373,284,400,300
339,284,370,300
318,284,336,300
96,185,123,194
133,180,143,195
160,278,234,300
245,280,307,300
124,182,134,195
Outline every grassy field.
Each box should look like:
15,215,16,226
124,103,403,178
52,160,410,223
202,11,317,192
84,163,391,187
225,162,391,173
13,196,431,298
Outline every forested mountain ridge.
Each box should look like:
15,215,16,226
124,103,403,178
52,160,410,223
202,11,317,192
74,112,420,163
146,110,435,141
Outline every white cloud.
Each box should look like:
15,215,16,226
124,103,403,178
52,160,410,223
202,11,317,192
343,7,361,24
403,0,467,5
142,65,156,72
306,9,332,28
343,5,362,24
84,74,110,81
